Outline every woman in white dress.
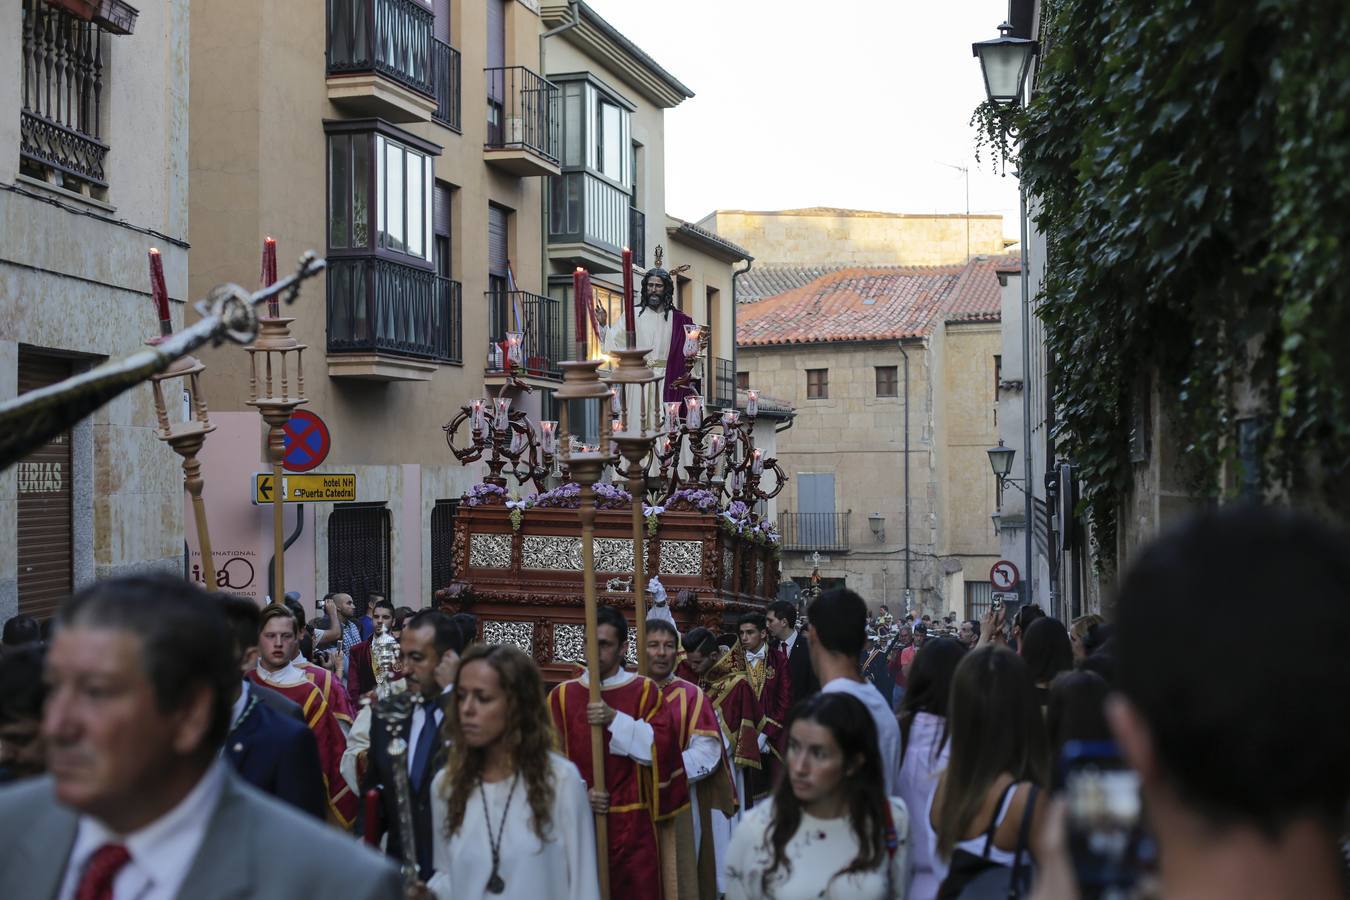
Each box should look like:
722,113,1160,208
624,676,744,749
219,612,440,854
724,692,910,899
418,644,599,900
896,637,966,900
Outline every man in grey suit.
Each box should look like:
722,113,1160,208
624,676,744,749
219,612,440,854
0,574,400,900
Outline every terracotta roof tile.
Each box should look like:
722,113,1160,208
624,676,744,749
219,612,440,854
737,255,1017,348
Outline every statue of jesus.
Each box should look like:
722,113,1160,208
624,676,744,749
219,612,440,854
597,248,699,430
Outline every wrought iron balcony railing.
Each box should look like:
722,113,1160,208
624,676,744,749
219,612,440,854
327,0,434,98
327,256,462,363
778,512,852,553
630,206,646,268
487,290,563,379
20,0,110,190
485,66,560,163
431,38,461,131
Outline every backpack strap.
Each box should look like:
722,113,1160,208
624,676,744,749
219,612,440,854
982,781,1020,857
1007,784,1040,899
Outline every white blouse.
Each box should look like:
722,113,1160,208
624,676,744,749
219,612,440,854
897,712,950,900
426,752,600,900
724,797,911,900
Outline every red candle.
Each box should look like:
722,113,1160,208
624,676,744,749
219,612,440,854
148,248,172,337
262,236,279,317
363,789,381,846
621,246,635,349
572,267,589,359
500,338,510,372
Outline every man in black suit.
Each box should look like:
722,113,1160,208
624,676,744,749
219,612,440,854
767,599,817,707
218,595,327,819
363,608,465,881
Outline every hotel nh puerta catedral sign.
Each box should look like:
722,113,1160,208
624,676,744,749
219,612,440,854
253,472,356,504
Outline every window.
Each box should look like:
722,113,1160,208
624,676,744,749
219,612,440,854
434,181,454,278
328,504,391,605
736,371,750,391
994,355,1002,401
597,100,623,181
326,121,438,264
875,365,898,397
430,499,459,594
965,581,994,621
806,368,829,399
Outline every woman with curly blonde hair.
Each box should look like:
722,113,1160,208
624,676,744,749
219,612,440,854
422,644,599,900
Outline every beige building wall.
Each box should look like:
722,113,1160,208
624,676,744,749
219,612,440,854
190,0,550,610
0,0,192,618
700,209,1006,268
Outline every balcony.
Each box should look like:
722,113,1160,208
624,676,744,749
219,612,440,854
485,66,560,177
326,256,462,381
327,0,437,123
630,206,646,269
431,38,460,132
20,1,110,195
548,172,632,272
778,512,852,553
486,290,563,384
711,357,735,409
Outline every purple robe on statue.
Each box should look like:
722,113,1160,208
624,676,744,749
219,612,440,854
662,307,697,403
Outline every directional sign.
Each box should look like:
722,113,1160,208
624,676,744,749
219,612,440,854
282,410,331,473
254,472,356,504
990,559,1021,591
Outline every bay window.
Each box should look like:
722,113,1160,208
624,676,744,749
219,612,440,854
325,119,440,265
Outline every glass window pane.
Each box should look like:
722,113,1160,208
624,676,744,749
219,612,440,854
352,133,370,248
424,157,433,262
563,83,582,167
329,134,349,249
385,142,405,253
407,150,424,257
376,136,386,246
601,102,621,180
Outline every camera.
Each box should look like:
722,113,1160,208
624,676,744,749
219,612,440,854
1056,740,1156,895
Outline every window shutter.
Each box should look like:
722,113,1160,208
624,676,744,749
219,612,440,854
487,205,508,276
486,0,505,69
433,0,451,44
434,182,452,237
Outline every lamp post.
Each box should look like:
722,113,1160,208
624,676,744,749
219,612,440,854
868,512,885,543
975,22,1038,609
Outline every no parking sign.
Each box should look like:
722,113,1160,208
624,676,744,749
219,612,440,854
282,410,331,473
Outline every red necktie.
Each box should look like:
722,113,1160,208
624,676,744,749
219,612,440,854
74,843,132,900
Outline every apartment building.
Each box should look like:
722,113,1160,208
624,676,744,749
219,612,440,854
0,0,187,620
187,0,748,610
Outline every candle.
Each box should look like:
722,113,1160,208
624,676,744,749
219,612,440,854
621,246,636,349
709,434,724,458
611,390,621,417
470,399,486,433
509,429,526,455
540,420,557,454
572,268,589,359
261,236,278,317
746,389,759,418
148,248,172,336
751,448,764,474
665,401,682,434
493,397,511,431
682,323,702,357
504,331,522,373
660,436,672,455
613,417,625,435
686,396,702,429
722,409,740,427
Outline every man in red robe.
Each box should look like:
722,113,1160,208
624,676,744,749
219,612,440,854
249,603,356,827
549,606,688,900
342,598,400,708
737,612,790,799
646,618,736,900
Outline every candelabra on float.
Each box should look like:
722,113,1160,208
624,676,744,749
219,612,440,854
245,237,307,603
145,248,218,590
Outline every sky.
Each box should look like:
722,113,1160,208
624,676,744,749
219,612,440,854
581,0,1022,239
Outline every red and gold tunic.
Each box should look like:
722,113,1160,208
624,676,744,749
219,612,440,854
296,659,356,726
698,647,765,772
248,668,356,827
549,672,689,900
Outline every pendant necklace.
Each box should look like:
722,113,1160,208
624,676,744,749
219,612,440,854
480,771,520,894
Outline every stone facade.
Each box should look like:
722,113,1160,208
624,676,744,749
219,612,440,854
699,208,1008,268
0,0,192,619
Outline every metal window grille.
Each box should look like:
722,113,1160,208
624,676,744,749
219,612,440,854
430,499,458,594
966,580,993,622
328,504,391,605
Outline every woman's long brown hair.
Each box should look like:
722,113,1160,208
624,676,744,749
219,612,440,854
438,643,557,841
934,644,1049,858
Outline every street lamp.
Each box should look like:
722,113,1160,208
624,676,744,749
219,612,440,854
972,21,1038,105
868,512,885,543
986,440,1016,480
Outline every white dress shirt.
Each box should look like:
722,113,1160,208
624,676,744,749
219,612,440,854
57,759,228,900
821,677,902,797
254,658,308,688
405,684,453,776
575,669,653,764
782,629,799,657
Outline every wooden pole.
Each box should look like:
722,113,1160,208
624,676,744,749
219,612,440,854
575,465,610,900
272,454,285,601
182,452,216,590
630,464,647,675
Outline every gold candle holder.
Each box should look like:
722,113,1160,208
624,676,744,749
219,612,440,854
149,354,217,590
244,316,307,603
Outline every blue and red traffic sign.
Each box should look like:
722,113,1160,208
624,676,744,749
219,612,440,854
282,410,331,473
